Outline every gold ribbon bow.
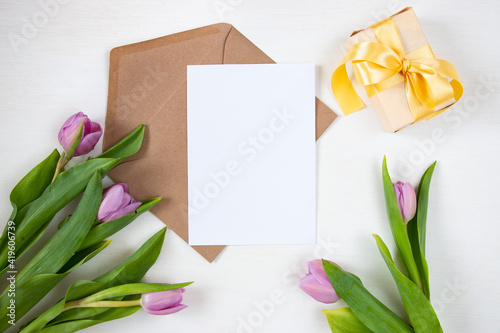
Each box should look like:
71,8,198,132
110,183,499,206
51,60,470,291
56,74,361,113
332,18,463,122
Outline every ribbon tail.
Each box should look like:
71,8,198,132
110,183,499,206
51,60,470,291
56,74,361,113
428,62,463,119
405,77,429,122
331,64,365,115
450,79,464,101
425,79,464,120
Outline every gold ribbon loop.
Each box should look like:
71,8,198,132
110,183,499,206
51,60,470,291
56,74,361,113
332,17,463,122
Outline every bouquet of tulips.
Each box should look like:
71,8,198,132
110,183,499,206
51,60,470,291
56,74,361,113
300,157,443,333
1,113,191,332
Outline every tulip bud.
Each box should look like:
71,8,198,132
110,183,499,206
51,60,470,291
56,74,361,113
58,112,102,157
141,288,187,315
393,181,417,223
299,259,340,304
97,183,141,222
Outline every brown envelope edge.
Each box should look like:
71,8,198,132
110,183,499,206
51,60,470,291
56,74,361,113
104,23,337,263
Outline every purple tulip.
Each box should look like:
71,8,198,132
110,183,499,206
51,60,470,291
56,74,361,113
97,183,141,222
141,288,187,315
299,259,340,304
58,112,102,157
393,181,417,223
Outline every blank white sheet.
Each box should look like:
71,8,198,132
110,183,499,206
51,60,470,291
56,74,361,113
187,64,316,245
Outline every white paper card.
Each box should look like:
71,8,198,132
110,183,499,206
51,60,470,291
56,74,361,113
187,64,316,245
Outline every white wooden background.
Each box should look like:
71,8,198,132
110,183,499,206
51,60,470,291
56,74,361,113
1,1,499,332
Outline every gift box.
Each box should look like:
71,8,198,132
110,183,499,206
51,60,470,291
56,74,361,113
332,7,463,132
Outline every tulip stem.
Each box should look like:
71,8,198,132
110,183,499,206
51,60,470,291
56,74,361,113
64,299,141,310
51,152,68,182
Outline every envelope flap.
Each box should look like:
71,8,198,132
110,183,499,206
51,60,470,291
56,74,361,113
105,24,233,150
222,26,274,64
104,23,337,263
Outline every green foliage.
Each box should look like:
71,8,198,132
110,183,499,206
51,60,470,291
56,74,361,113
0,125,145,272
20,229,192,333
6,149,60,221
322,260,413,333
382,157,422,289
407,162,436,299
0,125,154,332
0,241,109,332
323,159,441,333
323,307,373,333
0,173,104,331
373,235,442,333
78,197,161,251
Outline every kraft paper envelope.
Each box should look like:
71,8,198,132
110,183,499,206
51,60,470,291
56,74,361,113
103,23,337,262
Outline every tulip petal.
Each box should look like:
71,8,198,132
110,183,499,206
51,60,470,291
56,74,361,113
89,121,102,133
58,112,102,157
141,289,185,311
58,112,88,152
81,117,92,135
103,201,141,222
61,112,85,130
144,304,187,315
393,181,417,222
75,130,102,156
59,125,80,152
98,183,142,222
299,274,340,304
102,183,129,196
97,185,126,220
393,182,404,216
118,183,130,194
401,183,417,222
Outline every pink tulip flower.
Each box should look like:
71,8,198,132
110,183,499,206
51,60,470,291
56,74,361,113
97,183,141,222
141,288,187,315
299,259,340,304
58,112,102,157
393,181,417,222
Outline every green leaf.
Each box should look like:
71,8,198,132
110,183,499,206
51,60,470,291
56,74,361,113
0,159,113,270
37,303,141,333
0,174,103,331
99,124,145,159
70,227,167,301
93,227,166,283
323,307,374,333
0,241,109,332
59,241,111,275
413,161,436,255
16,172,102,285
20,299,66,333
373,235,442,333
9,149,60,217
407,162,436,299
382,157,422,289
322,260,413,333
29,228,167,330
0,219,52,278
0,125,145,272
78,197,162,251
76,282,192,305
44,296,126,327
407,219,430,299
